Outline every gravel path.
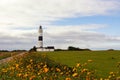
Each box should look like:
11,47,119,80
0,52,26,64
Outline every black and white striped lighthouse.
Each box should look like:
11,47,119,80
38,25,43,48
37,25,54,51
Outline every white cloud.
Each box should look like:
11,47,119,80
0,24,120,50
0,0,120,27
43,25,120,49
0,0,120,50
44,24,107,34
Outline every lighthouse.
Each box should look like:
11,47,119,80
38,25,43,48
36,25,55,51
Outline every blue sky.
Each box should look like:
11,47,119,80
0,0,120,50
52,15,120,35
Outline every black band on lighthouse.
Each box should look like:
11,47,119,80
39,36,43,41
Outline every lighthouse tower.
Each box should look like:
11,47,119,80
36,25,55,51
38,25,43,48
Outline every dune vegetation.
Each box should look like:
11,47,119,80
0,51,120,80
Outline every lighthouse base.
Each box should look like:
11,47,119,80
37,46,54,52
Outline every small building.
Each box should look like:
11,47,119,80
37,46,54,51
46,46,55,51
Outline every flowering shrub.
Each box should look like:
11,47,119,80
0,52,120,80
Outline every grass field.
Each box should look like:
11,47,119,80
0,51,120,79
38,51,120,78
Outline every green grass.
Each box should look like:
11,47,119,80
38,51,120,78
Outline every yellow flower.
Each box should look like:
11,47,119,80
108,75,111,78
56,68,61,72
40,62,43,65
30,59,33,62
64,66,67,70
60,72,64,75
43,68,49,73
15,64,19,68
76,63,81,67
72,67,77,72
38,72,41,75
66,72,69,75
11,67,15,70
43,77,47,80
65,77,71,80
30,75,36,80
2,68,7,73
82,69,88,73
72,73,78,77
100,78,103,80
88,60,93,62
87,72,91,75
86,76,90,80
17,73,22,77
109,72,114,75
26,65,31,68
43,64,47,68
24,73,28,78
